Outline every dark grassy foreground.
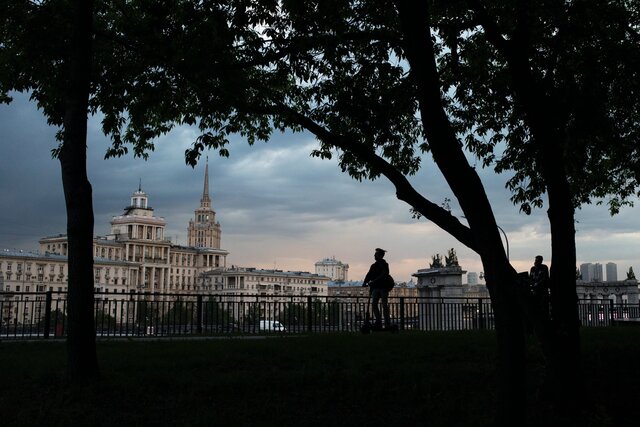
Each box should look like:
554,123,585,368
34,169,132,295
0,328,638,427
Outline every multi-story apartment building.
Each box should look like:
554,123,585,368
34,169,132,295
202,266,329,301
0,248,140,327
315,257,349,281
0,249,138,294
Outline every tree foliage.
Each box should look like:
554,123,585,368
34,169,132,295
3,0,639,420
433,0,640,215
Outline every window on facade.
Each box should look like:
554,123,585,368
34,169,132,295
16,286,20,292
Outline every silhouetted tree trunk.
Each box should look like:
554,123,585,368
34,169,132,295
60,0,99,383
546,175,581,412
394,2,527,424
500,37,582,414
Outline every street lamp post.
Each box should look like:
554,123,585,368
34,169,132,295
461,215,510,260
496,225,510,261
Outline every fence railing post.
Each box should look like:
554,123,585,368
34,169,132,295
399,297,405,330
609,298,615,325
307,296,313,333
196,294,203,334
478,298,484,330
43,291,52,339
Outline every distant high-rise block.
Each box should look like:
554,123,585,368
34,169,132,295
580,263,594,282
593,263,603,282
606,262,618,282
580,262,604,282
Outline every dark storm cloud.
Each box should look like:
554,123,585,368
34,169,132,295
0,93,67,246
1,91,638,280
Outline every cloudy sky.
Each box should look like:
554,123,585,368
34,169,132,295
1,92,639,282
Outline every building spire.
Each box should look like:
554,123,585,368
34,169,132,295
201,157,211,207
138,177,142,192
188,156,221,248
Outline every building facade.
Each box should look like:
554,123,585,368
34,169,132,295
0,248,140,327
315,257,349,281
576,279,638,304
38,178,229,294
1,164,332,326
202,266,329,301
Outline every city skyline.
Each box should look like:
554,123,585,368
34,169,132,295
1,92,639,282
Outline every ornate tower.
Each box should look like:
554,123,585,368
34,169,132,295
110,183,170,291
187,159,222,248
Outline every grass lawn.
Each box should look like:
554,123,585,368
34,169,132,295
0,328,638,426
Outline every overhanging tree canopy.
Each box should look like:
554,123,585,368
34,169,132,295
3,0,639,422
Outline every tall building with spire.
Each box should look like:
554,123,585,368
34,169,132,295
187,159,222,248
1,162,332,325
31,168,228,294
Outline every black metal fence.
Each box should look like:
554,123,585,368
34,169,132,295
1,291,638,339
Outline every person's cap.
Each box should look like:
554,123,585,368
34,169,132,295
375,248,387,253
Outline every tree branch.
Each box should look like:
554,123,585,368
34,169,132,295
270,103,477,251
467,0,512,56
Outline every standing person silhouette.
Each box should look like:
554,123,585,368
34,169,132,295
363,248,391,329
530,255,550,322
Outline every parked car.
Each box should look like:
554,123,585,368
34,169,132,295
259,320,286,332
